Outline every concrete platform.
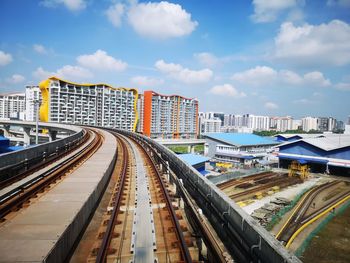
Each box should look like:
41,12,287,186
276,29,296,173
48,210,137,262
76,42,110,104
0,128,117,263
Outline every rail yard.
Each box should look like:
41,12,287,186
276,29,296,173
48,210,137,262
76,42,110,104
215,165,350,261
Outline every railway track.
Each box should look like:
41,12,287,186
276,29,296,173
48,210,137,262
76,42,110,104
94,132,131,262
276,180,350,248
92,131,192,262
217,171,284,190
0,128,103,220
229,176,301,201
0,129,89,189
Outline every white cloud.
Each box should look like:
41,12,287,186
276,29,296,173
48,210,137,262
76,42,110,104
334,82,350,91
209,84,246,98
56,65,92,80
33,44,48,55
0,50,13,66
274,20,350,66
194,52,219,67
327,0,350,7
304,71,331,87
6,74,25,84
231,66,331,88
251,0,298,23
231,66,277,86
127,1,198,39
33,65,92,80
106,3,125,28
40,0,86,11
131,76,164,87
77,50,127,72
293,98,314,104
279,70,303,85
33,67,56,80
155,59,213,84
264,102,279,109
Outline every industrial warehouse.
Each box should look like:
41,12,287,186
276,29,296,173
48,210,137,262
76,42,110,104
278,134,350,176
203,133,279,166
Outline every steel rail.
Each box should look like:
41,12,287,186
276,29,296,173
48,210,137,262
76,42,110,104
229,176,300,199
136,137,193,263
0,129,90,190
0,129,103,219
217,171,274,189
285,192,350,248
276,180,341,243
301,189,350,225
95,132,129,263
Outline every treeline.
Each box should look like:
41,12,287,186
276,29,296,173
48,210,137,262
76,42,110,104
253,129,323,137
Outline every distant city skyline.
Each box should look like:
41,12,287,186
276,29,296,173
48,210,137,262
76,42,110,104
0,0,349,121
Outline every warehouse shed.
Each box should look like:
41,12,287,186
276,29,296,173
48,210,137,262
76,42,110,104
278,135,350,176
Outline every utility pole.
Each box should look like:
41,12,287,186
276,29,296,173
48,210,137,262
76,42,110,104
35,99,39,144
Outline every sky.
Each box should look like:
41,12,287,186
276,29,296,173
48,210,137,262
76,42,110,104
0,0,349,121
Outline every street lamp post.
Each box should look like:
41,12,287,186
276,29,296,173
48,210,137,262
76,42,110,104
34,99,39,145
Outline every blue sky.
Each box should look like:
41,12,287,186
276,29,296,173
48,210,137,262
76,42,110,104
0,0,349,121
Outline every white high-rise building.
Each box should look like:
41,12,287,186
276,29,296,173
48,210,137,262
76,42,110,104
270,116,293,132
39,77,138,131
199,118,221,134
233,115,244,127
25,86,41,121
302,117,319,132
244,114,270,131
292,120,302,130
224,114,243,127
0,93,25,120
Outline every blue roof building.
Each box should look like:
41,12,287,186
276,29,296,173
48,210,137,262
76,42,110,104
278,135,350,176
274,133,325,142
0,136,24,154
177,153,210,175
203,133,279,165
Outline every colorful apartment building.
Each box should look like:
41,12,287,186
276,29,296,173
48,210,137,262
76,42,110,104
140,90,198,139
39,77,138,131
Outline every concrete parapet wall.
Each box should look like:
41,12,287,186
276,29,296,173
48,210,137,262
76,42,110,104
0,121,84,171
117,130,301,263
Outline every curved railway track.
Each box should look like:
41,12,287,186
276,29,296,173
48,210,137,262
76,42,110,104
0,129,89,189
276,180,350,248
93,131,192,263
95,132,130,262
0,128,103,220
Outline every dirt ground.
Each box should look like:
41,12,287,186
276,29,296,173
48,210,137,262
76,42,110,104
300,205,350,263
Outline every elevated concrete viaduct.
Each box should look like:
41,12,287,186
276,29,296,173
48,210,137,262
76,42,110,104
117,129,300,263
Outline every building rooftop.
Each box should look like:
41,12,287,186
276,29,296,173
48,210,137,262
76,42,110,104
280,134,350,151
0,92,25,97
275,134,321,139
177,153,210,166
204,133,278,147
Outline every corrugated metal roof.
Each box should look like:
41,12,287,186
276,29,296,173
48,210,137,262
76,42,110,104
177,153,210,166
275,134,323,139
280,135,350,151
205,133,278,146
276,133,346,140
